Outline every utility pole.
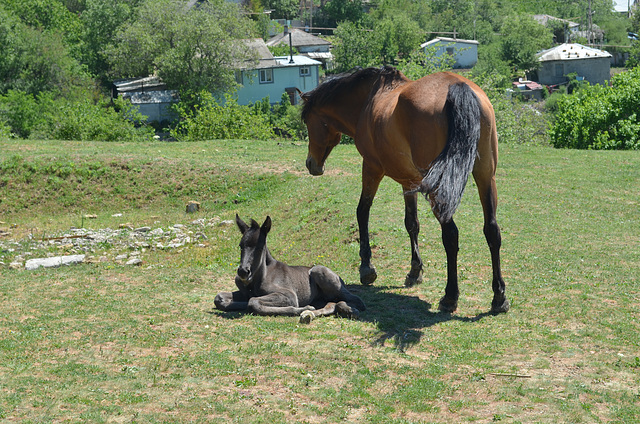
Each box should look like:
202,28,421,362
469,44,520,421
587,0,593,44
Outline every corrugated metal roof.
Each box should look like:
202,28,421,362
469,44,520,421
537,43,611,61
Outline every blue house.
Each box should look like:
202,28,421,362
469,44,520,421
421,37,479,69
235,38,322,105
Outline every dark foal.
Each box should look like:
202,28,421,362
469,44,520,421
214,215,366,323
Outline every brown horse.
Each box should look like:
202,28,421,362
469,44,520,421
301,66,509,314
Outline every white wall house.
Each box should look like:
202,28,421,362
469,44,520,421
421,37,479,69
235,39,321,105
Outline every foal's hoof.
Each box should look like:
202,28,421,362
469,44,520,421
438,296,458,313
336,302,360,320
404,273,423,287
359,266,377,286
299,310,315,324
491,297,510,314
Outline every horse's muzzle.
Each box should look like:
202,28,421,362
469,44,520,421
306,156,324,176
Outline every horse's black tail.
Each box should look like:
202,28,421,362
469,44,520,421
417,82,481,223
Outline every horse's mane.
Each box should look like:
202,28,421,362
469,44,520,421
301,66,404,121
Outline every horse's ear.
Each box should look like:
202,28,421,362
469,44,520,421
297,88,308,102
236,214,249,234
261,216,272,235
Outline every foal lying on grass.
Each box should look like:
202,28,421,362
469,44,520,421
214,215,366,323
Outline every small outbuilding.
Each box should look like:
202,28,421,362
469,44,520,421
534,43,612,86
420,37,479,69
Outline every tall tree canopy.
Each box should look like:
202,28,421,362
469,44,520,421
107,0,258,95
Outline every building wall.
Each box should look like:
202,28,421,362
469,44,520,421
426,41,478,68
236,64,319,105
537,58,611,86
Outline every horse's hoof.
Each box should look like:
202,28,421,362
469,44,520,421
438,296,458,313
299,310,315,324
360,266,377,285
404,273,423,287
491,297,510,314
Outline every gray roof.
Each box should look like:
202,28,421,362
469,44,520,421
537,43,612,62
266,28,331,48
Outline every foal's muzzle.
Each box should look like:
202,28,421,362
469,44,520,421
306,156,324,176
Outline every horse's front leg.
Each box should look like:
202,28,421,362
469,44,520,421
403,191,423,287
357,164,384,285
214,290,249,311
248,292,314,316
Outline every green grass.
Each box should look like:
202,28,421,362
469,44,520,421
1,138,639,423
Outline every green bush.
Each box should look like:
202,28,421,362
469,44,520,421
0,89,154,141
549,67,640,150
170,92,276,141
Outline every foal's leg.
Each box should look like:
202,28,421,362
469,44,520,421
309,266,366,312
357,164,384,285
214,291,249,311
438,219,460,313
248,292,314,316
477,177,510,313
403,190,424,287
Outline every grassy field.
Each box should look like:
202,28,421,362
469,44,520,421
1,138,639,423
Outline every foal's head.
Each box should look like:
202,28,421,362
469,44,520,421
235,215,271,285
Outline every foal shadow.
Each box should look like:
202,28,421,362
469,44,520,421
346,284,494,353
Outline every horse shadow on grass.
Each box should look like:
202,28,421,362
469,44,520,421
208,283,494,353
346,283,495,353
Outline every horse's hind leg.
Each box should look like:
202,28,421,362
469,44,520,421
477,177,510,313
403,190,423,287
439,219,460,313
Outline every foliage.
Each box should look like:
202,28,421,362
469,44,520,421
79,0,137,83
170,92,276,141
107,0,257,95
499,15,553,73
626,41,640,69
261,0,300,20
331,21,383,71
0,89,153,141
316,0,364,28
549,67,640,150
0,6,91,98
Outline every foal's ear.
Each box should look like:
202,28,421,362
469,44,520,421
261,216,272,234
236,214,249,234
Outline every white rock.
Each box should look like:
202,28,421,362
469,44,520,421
25,255,86,271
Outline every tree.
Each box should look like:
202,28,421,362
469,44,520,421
107,0,257,95
0,6,90,97
332,21,382,71
262,0,300,20
500,15,553,73
80,0,138,83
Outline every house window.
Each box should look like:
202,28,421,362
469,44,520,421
235,71,243,85
259,69,273,84
446,46,455,55
299,66,311,77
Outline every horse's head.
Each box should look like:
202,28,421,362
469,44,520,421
235,214,271,285
300,91,343,176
